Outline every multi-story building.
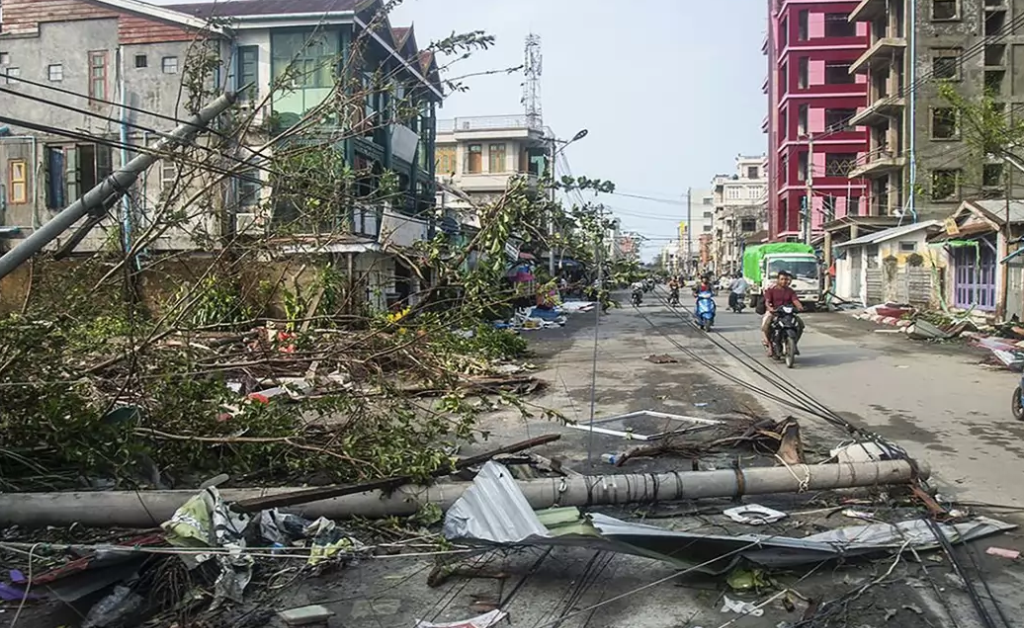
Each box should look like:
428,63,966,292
0,0,441,310
845,0,1024,221
765,0,871,241
678,188,715,273
434,115,550,228
618,231,643,263
712,156,769,274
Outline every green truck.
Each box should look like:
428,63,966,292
741,243,821,309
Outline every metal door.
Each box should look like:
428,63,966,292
850,248,863,303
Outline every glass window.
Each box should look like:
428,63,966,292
88,51,107,99
825,13,856,37
767,258,818,280
46,147,65,209
435,145,456,175
135,54,148,68
237,46,258,99
932,48,961,80
47,64,62,82
238,169,260,207
160,162,176,192
162,56,178,74
931,107,959,139
932,0,959,21
271,30,336,89
825,63,855,84
984,163,1004,187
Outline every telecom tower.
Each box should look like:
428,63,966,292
522,34,542,128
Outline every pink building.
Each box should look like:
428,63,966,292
765,0,870,242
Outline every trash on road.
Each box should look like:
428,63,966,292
414,609,508,628
726,567,772,591
277,604,335,626
646,354,679,364
985,546,1021,560
566,410,721,441
723,504,787,526
82,585,144,628
720,595,765,617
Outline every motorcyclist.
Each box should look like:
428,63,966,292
691,273,714,298
761,270,805,355
630,280,644,305
727,272,749,312
667,277,680,304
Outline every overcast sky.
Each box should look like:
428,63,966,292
391,0,768,259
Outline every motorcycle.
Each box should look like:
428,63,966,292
769,305,801,368
668,289,680,308
695,290,716,331
631,289,643,307
1013,374,1024,420
728,292,745,313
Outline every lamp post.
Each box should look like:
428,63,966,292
547,128,589,277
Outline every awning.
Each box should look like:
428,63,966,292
928,222,994,243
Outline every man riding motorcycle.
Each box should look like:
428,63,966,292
630,280,644,306
727,273,749,312
691,274,714,298
667,277,680,305
761,271,805,356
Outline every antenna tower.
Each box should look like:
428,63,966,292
522,33,543,128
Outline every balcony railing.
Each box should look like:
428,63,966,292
437,115,543,133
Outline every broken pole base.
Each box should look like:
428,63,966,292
0,460,928,528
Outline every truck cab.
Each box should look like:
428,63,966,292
763,254,819,305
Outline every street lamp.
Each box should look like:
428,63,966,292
548,128,589,276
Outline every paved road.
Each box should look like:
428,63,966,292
668,293,1024,509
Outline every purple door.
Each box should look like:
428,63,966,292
953,240,997,311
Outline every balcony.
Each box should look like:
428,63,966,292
849,0,887,22
850,37,907,74
437,115,544,141
455,171,538,193
848,149,906,179
379,209,430,249
849,96,905,127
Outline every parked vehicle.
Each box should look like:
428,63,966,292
631,288,643,307
742,243,820,310
1013,374,1024,420
769,304,801,368
695,289,716,331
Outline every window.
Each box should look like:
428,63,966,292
741,218,758,232
160,162,176,192
0,52,8,65
798,10,808,41
747,166,759,179
703,224,712,232
797,104,808,135
780,64,788,95
849,196,861,216
825,13,856,37
983,163,1004,187
726,186,741,200
488,143,506,173
931,169,960,201
237,46,258,99
703,211,713,219
45,147,65,208
435,146,456,175
47,64,62,82
161,56,178,74
88,51,107,100
237,169,260,207
135,54,147,68
703,197,712,205
798,56,808,89
64,144,113,201
7,159,27,204
932,48,961,80
825,62,855,84
931,107,959,139
4,66,18,84
899,241,917,253
825,108,856,129
825,153,857,176
797,151,808,181
466,144,482,173
779,17,788,48
932,0,959,20
271,30,337,90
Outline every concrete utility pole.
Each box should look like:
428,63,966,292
546,129,588,278
0,92,238,281
686,187,692,274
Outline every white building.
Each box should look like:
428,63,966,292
434,115,549,228
678,188,715,272
712,156,768,275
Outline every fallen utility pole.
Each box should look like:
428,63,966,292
0,460,927,528
0,91,238,281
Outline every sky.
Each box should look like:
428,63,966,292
390,0,769,260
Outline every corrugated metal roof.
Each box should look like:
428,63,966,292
442,461,549,543
168,0,360,18
834,220,941,249
970,200,1024,224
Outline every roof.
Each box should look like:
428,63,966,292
967,200,1024,225
89,0,227,32
167,0,360,18
834,220,941,249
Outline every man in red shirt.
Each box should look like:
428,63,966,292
761,271,804,353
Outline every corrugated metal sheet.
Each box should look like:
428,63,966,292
442,461,548,543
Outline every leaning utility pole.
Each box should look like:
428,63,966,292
0,91,238,281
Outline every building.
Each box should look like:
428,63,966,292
844,0,1024,223
831,219,942,305
712,156,769,274
765,0,871,242
678,188,715,273
0,0,441,310
434,115,550,228
618,231,643,262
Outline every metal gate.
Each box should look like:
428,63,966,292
953,239,997,311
